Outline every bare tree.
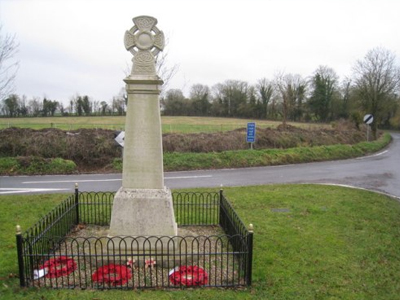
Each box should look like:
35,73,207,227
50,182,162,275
189,84,211,115
28,97,42,117
100,101,109,115
256,78,274,119
189,84,210,100
274,72,307,128
92,100,100,115
0,25,19,101
352,47,400,139
338,78,353,120
155,37,179,91
112,97,125,116
211,80,248,117
110,87,127,115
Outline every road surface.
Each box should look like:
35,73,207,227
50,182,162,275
1,133,399,198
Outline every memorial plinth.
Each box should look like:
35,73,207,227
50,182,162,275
122,77,164,190
109,16,177,245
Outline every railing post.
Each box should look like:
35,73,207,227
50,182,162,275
246,223,254,286
75,183,80,225
16,225,26,287
219,185,224,227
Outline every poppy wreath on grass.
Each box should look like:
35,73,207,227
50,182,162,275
42,256,77,278
169,265,208,286
91,264,132,286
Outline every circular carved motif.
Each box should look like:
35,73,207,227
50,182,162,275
136,31,154,50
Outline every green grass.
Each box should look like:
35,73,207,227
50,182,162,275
0,157,77,175
159,132,391,171
1,185,400,299
0,116,329,133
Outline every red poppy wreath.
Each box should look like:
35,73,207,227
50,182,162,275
42,256,77,278
92,264,132,286
169,265,208,286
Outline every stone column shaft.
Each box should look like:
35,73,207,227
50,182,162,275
122,77,164,189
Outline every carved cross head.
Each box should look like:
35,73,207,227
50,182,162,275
124,16,165,76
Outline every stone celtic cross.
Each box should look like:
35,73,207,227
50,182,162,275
109,15,177,243
124,16,165,76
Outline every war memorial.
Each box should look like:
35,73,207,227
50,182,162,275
15,16,253,289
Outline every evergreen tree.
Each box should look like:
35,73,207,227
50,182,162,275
308,66,338,122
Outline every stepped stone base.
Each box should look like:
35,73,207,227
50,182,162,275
108,187,178,250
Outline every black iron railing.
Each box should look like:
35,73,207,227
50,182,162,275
16,187,253,289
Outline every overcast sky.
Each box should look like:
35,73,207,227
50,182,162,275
1,0,399,105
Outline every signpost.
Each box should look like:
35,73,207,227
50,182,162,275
247,122,256,149
114,131,125,147
363,114,373,125
363,114,373,141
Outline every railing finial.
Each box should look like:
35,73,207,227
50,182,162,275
248,223,254,233
16,225,21,235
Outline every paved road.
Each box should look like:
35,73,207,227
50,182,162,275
1,133,399,198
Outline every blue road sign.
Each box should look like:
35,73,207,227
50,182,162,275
246,122,256,143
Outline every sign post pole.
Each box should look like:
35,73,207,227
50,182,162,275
363,114,374,142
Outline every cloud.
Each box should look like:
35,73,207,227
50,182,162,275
1,0,399,103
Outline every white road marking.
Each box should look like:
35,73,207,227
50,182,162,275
312,183,400,200
21,175,212,185
356,150,388,160
22,179,122,184
166,175,212,180
0,188,70,195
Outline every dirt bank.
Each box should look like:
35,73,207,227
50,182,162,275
0,122,367,172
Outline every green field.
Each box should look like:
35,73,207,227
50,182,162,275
0,116,330,133
1,185,400,299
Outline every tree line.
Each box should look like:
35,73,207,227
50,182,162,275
1,47,400,138
0,91,127,117
161,47,400,138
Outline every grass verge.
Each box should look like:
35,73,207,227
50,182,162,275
0,133,391,175
0,157,77,175
1,185,400,299
160,132,391,171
